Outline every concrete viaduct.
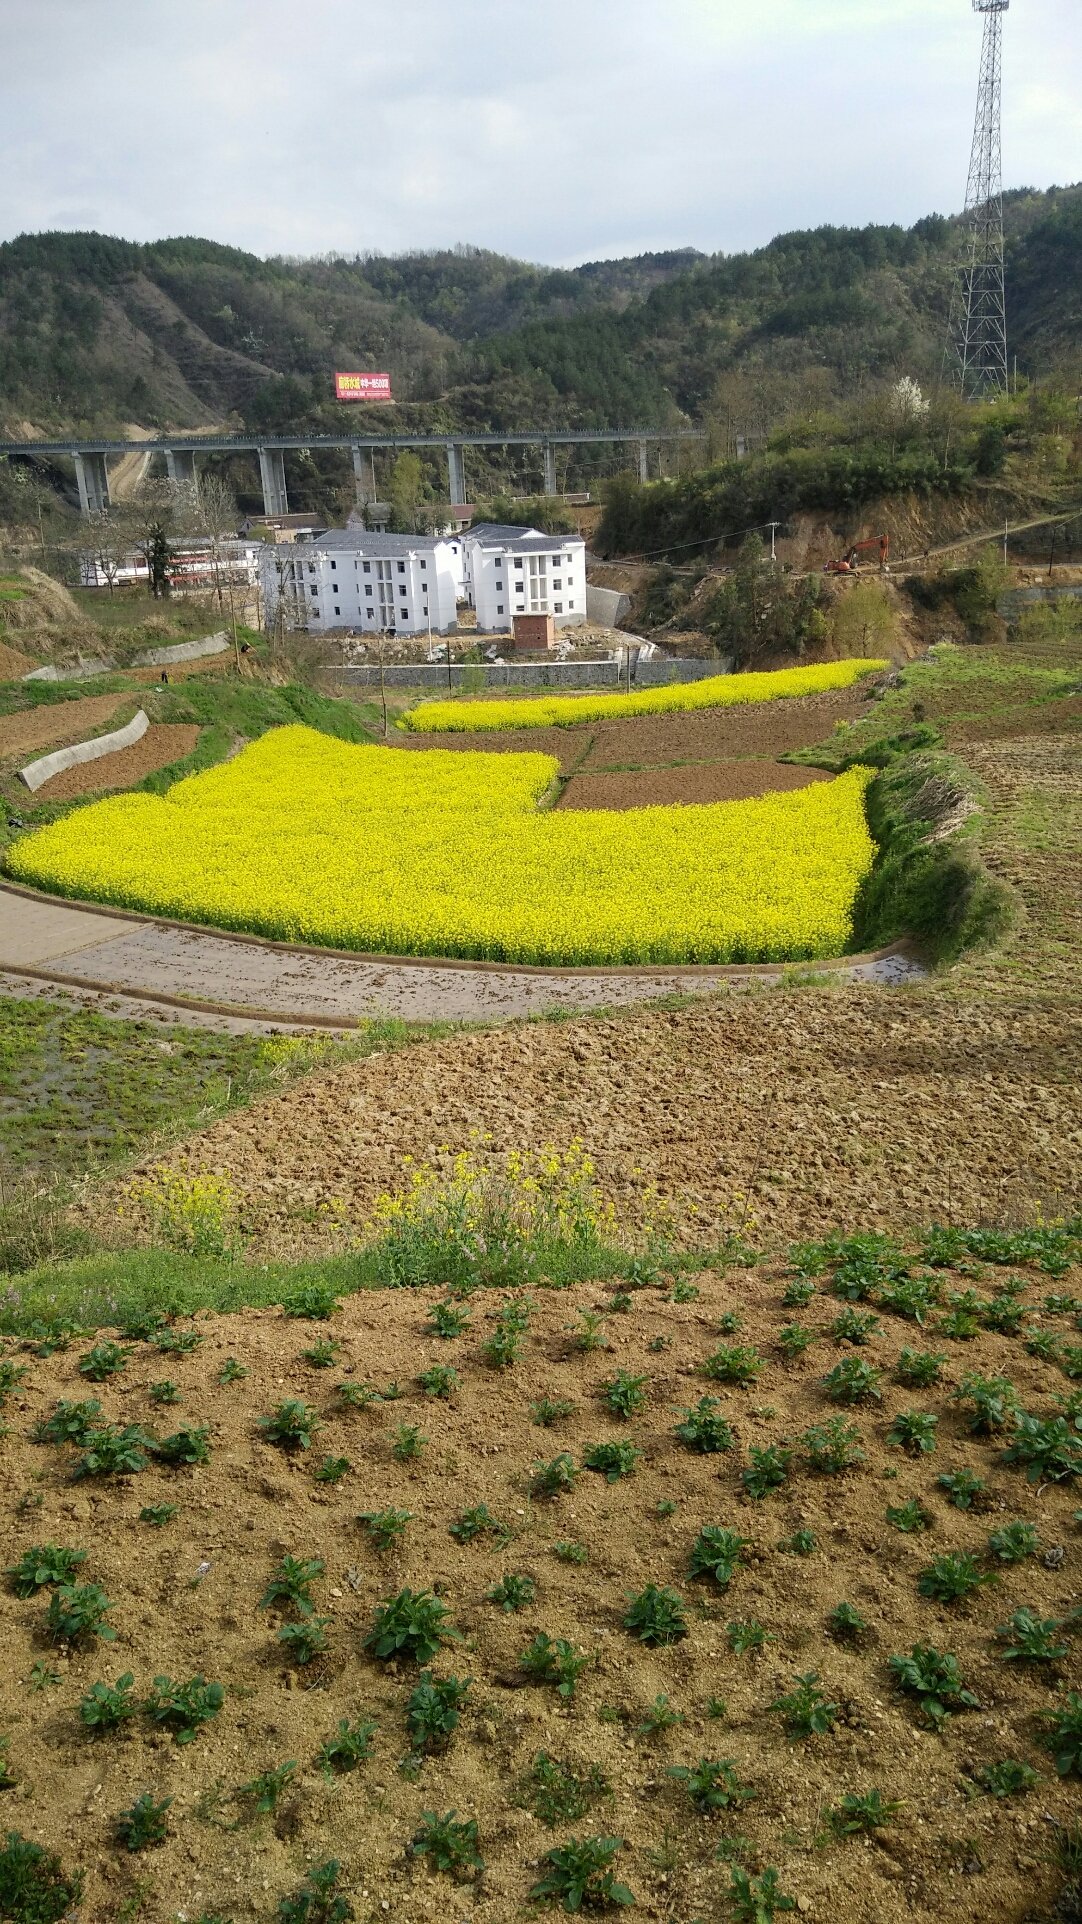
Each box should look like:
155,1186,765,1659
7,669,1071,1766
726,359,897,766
0,428,706,519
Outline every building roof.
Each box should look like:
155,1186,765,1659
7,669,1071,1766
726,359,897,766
242,512,326,529
307,529,445,556
467,522,583,553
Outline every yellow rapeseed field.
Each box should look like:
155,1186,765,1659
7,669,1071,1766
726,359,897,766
6,727,876,965
401,657,888,733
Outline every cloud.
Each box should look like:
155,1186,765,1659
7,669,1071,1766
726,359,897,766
0,0,1078,263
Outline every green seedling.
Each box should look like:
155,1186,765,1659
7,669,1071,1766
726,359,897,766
391,1422,426,1463
0,1832,82,1921
936,1469,986,1510
801,1415,864,1474
449,1503,510,1545
219,1357,247,1384
554,1539,589,1566
427,1300,471,1339
116,1793,172,1851
674,1397,734,1454
656,1498,677,1517
827,1601,867,1642
530,1835,634,1912
688,1526,747,1588
32,1397,101,1445
74,1424,154,1478
981,1294,1026,1336
239,1760,297,1813
278,1618,331,1664
118,1311,166,1341
623,1584,687,1646
315,1454,351,1484
831,1308,880,1346
155,1424,211,1466
282,1283,340,1320
987,1521,1039,1563
1039,1694,1082,1777
481,1325,523,1370
1024,1328,1061,1361
1002,1413,1082,1483
154,1327,203,1356
742,1444,792,1498
669,1279,699,1304
583,1441,641,1483
418,1364,459,1399
79,1673,138,1731
886,1497,931,1534
143,1674,225,1743
637,1694,684,1738
894,1349,947,1389
6,1543,86,1597
703,1344,761,1387
258,1555,325,1615
365,1589,458,1664
973,1758,1039,1798
781,1529,817,1556
27,1661,60,1691
821,1357,882,1404
411,1809,484,1881
520,1633,590,1699
148,1380,180,1406
918,1552,993,1604
940,1296,982,1340
728,1617,772,1656
46,1582,115,1644
336,1380,377,1408
302,1336,341,1369
952,1373,1018,1435
530,1453,578,1499
276,1859,351,1924
769,1671,838,1740
888,1645,979,1728
995,1608,1068,1663
570,1310,610,1352
727,1865,795,1923
358,1507,412,1550
525,1752,611,1828
79,1341,128,1381
777,1323,815,1358
1059,1345,1082,1379
887,1410,939,1455
486,1571,536,1612
607,1292,632,1314
406,1670,471,1751
139,1502,178,1527
706,1696,728,1720
317,1717,378,1778
669,1757,754,1812
601,1371,649,1420
878,1275,941,1324
257,1400,321,1451
648,1335,672,1354
828,1789,902,1836
531,1397,576,1427
782,1278,816,1307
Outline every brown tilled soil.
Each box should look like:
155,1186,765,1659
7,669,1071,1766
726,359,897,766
1,1264,1079,1924
0,640,36,681
0,694,127,760
558,762,832,810
33,723,201,800
101,988,1082,1264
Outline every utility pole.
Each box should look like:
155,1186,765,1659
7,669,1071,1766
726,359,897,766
951,1,1010,397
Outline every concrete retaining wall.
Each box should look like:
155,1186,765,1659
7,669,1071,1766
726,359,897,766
135,632,230,667
23,660,112,684
999,584,1082,616
586,584,631,627
19,709,149,793
332,657,725,691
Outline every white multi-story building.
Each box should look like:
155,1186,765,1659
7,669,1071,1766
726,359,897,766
260,522,587,636
466,524,587,631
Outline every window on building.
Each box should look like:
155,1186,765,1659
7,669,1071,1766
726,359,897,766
565,555,574,566
400,584,407,597
330,560,336,571
419,560,426,571
554,578,562,590
514,558,523,569
497,605,504,616
555,602,563,614
310,585,317,597
568,599,575,610
423,605,428,617
363,561,371,573
397,561,405,573
365,584,373,597
334,605,340,616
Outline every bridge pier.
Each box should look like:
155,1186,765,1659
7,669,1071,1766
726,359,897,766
165,448,197,489
637,439,649,484
352,444,377,506
543,442,557,495
447,442,466,506
258,447,289,518
73,451,110,517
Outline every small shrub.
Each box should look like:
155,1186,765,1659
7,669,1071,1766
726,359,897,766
973,1758,1039,1797
727,1866,795,1922
582,1441,641,1483
821,1358,882,1404
257,1400,321,1452
530,1453,578,1499
31,1398,101,1445
0,1831,82,1920
886,1497,931,1534
1024,1328,1061,1361
525,1753,611,1828
276,1859,353,1924
532,1397,575,1427
365,1589,458,1665
139,1502,178,1527
238,1760,297,1813
727,1619,773,1655
358,1508,412,1550
486,1572,536,1613
116,1793,172,1851
143,1674,224,1743
530,1835,634,1912
688,1526,748,1588
428,1300,471,1340
45,1582,115,1645
5,1544,86,1598
155,1424,211,1467
1002,1413,1082,1483
623,1585,687,1647
74,1423,154,1478
742,1444,792,1498
887,1411,938,1456
79,1673,137,1731
669,1757,754,1812
418,1364,458,1400
79,1341,128,1382
315,1454,351,1485
995,1608,1068,1663
411,1809,484,1881
601,1372,648,1420
918,1552,993,1604
674,1397,734,1454
895,1349,947,1388
769,1672,838,1740
981,1294,1026,1336
878,1275,940,1324
939,1294,983,1340
282,1283,340,1321
258,1555,325,1615
406,1671,471,1751
1040,1694,1082,1777
391,1422,426,1463
317,1717,378,1778
827,1601,867,1642
278,1618,331,1665
777,1323,815,1358
801,1415,864,1474
449,1503,509,1545
703,1344,761,1387
828,1789,902,1836
936,1469,987,1510
521,1633,589,1699
831,1308,880,1346
782,1278,817,1308
987,1520,1039,1563
889,1645,980,1727
952,1373,1018,1434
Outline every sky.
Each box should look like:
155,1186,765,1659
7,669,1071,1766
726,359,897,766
1,0,1079,266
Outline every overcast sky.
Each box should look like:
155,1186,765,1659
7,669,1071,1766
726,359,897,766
1,0,1079,266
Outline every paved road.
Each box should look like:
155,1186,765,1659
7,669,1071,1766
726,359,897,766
0,884,923,1033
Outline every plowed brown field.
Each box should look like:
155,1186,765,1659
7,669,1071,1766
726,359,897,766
34,722,200,799
558,762,832,809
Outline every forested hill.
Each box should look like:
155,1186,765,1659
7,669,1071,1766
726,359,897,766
0,187,1078,438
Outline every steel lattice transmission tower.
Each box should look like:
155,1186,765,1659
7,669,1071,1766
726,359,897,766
953,0,1010,395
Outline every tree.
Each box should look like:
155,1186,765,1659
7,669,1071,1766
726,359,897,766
192,472,243,664
86,510,126,595
128,477,180,598
389,452,426,532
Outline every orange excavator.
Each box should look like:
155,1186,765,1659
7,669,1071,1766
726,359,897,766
824,534,890,575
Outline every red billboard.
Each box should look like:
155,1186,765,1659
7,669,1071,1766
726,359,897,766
335,371,392,402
